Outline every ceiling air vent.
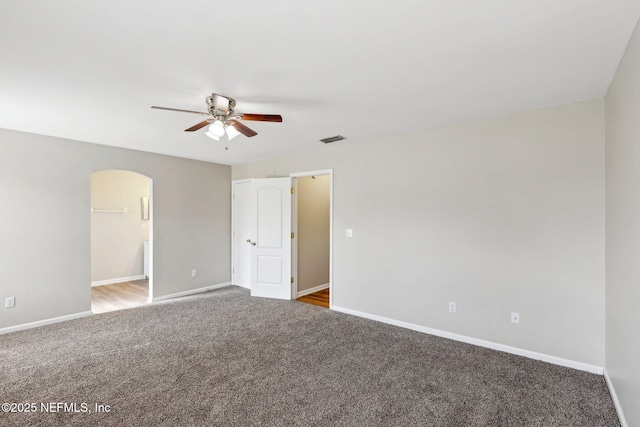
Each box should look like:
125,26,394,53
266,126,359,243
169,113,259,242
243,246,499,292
319,135,346,144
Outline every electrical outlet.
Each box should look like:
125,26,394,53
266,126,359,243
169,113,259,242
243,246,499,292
449,302,456,313
511,312,520,324
191,269,197,278
5,297,15,308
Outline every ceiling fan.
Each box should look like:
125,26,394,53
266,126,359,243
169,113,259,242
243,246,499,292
151,93,282,140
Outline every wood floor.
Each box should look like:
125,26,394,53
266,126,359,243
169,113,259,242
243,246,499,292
93,280,326,312
297,288,329,308
91,279,149,314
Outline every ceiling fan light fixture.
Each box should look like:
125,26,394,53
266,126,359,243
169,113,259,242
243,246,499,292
226,124,240,140
205,130,220,140
209,120,226,137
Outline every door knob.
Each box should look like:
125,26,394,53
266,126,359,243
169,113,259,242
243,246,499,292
251,242,256,246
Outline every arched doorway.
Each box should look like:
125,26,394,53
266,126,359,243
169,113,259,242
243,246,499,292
90,170,153,313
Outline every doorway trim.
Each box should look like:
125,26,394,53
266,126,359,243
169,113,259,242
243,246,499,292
147,178,154,303
290,169,333,308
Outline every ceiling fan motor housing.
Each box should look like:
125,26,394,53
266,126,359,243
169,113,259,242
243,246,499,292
206,93,236,121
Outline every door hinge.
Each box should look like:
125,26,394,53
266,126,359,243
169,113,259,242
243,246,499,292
291,232,295,239
291,187,295,194
291,277,294,283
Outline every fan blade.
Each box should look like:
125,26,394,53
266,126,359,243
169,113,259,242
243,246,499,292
151,106,209,115
185,119,211,132
240,113,283,122
229,119,257,137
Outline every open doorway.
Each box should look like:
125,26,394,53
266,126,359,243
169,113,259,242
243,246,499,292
231,171,332,305
90,170,152,313
292,172,331,308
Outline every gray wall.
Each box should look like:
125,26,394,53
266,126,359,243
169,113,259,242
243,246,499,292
297,175,330,292
605,18,640,427
234,100,605,367
0,129,230,330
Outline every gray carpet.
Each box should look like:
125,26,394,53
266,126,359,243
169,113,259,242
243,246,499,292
0,286,619,426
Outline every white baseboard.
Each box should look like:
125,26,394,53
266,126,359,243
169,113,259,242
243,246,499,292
152,282,232,302
0,311,93,335
91,275,146,287
297,283,329,298
331,305,604,375
604,368,628,427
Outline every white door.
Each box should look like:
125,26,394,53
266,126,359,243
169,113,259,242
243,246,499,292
232,180,253,288
250,177,292,299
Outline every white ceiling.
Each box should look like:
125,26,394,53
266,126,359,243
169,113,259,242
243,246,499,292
1,1,639,165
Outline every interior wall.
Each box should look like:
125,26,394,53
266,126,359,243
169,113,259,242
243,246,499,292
297,175,330,292
91,170,150,283
233,99,605,367
605,18,640,427
0,129,230,330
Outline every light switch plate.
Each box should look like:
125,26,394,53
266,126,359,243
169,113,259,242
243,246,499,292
346,229,353,238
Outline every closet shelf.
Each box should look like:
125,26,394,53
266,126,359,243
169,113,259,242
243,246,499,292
91,208,128,214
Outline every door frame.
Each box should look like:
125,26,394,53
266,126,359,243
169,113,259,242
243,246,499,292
290,169,333,308
231,179,254,288
147,178,154,302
